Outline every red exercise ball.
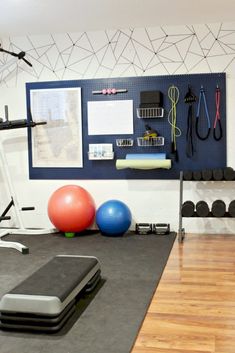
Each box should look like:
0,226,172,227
47,185,96,232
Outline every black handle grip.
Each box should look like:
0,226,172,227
21,207,35,211
0,216,11,221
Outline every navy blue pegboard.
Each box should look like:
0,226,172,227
26,73,226,180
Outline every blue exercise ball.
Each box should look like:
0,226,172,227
96,199,132,236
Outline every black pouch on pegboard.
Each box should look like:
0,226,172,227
139,90,163,108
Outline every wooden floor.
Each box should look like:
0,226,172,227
131,233,235,353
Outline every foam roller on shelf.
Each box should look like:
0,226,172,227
116,159,171,170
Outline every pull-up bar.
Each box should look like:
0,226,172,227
0,106,46,131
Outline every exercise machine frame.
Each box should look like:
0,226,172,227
0,106,56,254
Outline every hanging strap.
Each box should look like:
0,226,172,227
213,86,222,141
184,86,196,158
196,86,211,140
186,105,194,158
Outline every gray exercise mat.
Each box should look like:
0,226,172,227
0,231,176,353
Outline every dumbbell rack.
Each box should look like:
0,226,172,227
178,170,234,243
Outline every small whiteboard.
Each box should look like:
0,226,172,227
87,100,133,135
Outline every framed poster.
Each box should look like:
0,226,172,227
29,87,83,168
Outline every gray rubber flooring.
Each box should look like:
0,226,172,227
0,231,176,353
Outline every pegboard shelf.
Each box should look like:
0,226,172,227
88,152,114,160
116,139,134,147
137,137,164,147
137,107,164,118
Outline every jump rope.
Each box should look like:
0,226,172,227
167,85,181,162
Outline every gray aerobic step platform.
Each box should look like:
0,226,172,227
0,255,101,332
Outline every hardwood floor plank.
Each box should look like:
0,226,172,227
149,300,235,318
131,234,235,353
133,348,211,353
215,334,235,353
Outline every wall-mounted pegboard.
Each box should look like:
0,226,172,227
26,72,226,179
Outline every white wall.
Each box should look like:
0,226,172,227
0,23,235,234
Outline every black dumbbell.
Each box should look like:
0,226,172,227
228,200,235,217
223,167,235,181
212,168,223,181
201,169,213,181
192,170,202,181
196,200,210,217
182,201,195,217
183,170,193,181
211,200,226,217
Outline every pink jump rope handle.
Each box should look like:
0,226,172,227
102,88,117,95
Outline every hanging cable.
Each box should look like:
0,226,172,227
196,86,211,140
213,85,222,141
168,85,181,162
184,86,197,158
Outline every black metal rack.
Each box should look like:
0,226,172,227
178,171,235,243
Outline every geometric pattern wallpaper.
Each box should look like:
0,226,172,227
1,22,235,86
